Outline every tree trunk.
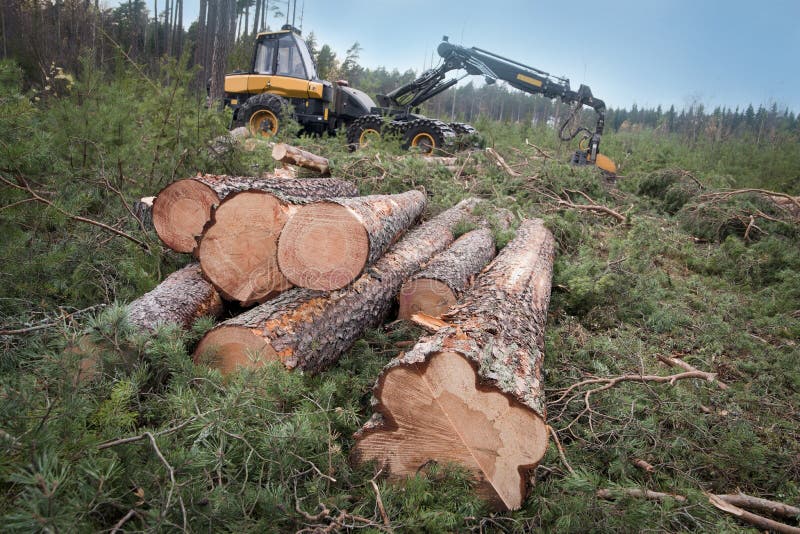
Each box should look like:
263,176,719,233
272,143,330,175
252,0,261,34
277,190,426,290
127,263,224,332
397,228,495,320
194,198,482,375
197,190,294,306
152,174,358,253
208,0,232,105
353,219,555,512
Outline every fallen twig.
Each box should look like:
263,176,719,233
714,492,800,520
547,425,575,475
0,305,105,336
708,493,800,534
524,139,554,160
596,487,686,503
656,354,729,390
370,472,393,532
485,147,521,177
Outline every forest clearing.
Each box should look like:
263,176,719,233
1,1,800,532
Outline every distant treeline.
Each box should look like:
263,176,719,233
1,0,797,143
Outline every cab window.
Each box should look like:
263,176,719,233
254,38,277,74
276,34,307,78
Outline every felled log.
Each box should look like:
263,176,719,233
353,219,555,511
152,174,358,253
127,263,224,332
277,190,427,291
197,190,295,306
194,198,481,375
397,228,495,319
272,143,330,175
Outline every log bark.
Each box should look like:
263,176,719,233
152,174,358,253
277,190,427,291
272,143,330,175
397,228,495,320
194,198,482,375
127,263,224,332
133,196,155,230
196,190,294,306
353,219,555,512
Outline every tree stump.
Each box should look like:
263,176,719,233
152,174,358,253
398,228,495,319
194,198,482,375
353,219,556,511
277,190,427,291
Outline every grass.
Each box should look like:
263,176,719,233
1,65,799,531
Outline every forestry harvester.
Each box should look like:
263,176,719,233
223,26,616,173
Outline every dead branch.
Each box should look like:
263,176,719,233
370,474,393,532
656,354,729,390
110,509,137,534
524,139,555,160
700,188,800,212
598,487,800,533
632,458,655,473
708,493,800,534
0,305,106,336
538,187,627,224
485,147,521,177
0,175,150,252
547,425,575,475
715,492,800,520
596,487,686,503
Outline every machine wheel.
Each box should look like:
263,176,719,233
448,121,484,150
346,115,384,150
239,93,287,138
401,119,455,154
448,122,478,136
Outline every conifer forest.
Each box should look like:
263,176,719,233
0,1,798,532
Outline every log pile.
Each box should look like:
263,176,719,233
120,142,557,510
152,174,358,253
353,219,556,511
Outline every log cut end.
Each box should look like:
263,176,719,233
397,279,456,320
194,326,278,375
278,202,369,290
353,351,548,511
153,179,219,253
198,191,292,306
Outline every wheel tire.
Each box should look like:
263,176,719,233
448,121,484,150
346,115,384,150
239,93,287,138
401,119,455,154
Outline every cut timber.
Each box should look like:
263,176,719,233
353,219,556,511
194,198,482,375
197,190,293,306
152,175,358,253
277,190,427,291
127,263,224,332
272,143,330,175
398,228,495,319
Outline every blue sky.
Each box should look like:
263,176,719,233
120,0,799,112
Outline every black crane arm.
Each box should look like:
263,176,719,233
377,37,608,161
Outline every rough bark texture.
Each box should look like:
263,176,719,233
398,228,496,319
277,190,427,291
272,143,330,175
133,196,154,230
127,263,224,332
152,174,358,253
194,198,482,374
353,219,556,511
